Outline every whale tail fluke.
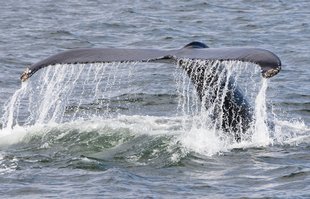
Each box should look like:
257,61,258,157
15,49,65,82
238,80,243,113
18,42,282,141
20,42,281,81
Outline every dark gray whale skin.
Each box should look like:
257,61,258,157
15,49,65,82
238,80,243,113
20,42,281,141
21,42,281,81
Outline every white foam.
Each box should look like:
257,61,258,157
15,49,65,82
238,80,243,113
0,128,25,147
273,119,310,145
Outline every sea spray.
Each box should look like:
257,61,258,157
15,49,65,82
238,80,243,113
1,60,279,156
1,62,137,129
2,82,28,130
176,60,271,155
273,118,310,145
252,78,272,145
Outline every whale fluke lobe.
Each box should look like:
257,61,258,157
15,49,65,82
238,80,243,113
20,42,281,81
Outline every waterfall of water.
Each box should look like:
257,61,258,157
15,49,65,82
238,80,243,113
1,62,137,129
175,59,272,152
1,61,272,149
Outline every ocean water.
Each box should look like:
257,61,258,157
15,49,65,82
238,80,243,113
0,0,309,198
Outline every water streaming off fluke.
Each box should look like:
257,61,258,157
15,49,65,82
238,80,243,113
0,61,305,155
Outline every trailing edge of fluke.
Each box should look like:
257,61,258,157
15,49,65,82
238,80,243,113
20,42,281,81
